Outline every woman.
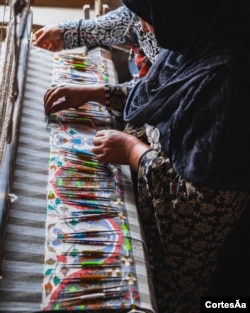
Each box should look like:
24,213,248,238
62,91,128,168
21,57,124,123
92,1,250,312
33,6,161,116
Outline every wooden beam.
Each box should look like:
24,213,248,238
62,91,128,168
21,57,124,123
31,0,94,8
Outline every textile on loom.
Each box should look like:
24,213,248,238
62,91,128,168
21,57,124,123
52,52,109,86
41,48,156,312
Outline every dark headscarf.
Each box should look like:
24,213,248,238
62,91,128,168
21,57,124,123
123,0,152,25
123,0,250,191
123,0,250,59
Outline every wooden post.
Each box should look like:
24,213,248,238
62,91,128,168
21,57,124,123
96,0,102,16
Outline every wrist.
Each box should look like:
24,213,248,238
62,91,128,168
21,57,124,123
84,85,106,105
128,140,150,170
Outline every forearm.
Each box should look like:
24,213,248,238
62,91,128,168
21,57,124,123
85,84,106,104
128,141,151,170
59,6,132,50
84,83,131,112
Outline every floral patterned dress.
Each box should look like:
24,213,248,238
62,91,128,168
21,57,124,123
124,123,250,313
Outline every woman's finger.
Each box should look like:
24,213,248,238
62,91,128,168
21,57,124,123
44,86,58,103
95,130,108,137
44,87,66,114
92,136,104,147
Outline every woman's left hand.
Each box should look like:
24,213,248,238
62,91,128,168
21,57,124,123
92,129,150,169
43,84,105,115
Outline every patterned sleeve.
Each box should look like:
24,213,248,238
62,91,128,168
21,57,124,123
104,80,137,117
136,124,172,207
137,149,172,217
58,6,132,50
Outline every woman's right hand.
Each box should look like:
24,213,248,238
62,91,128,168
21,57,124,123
44,84,106,115
92,129,150,170
32,25,64,51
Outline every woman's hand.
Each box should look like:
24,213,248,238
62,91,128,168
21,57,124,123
32,25,64,51
92,129,150,170
44,84,106,115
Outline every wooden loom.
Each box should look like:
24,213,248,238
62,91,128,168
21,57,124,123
0,1,157,312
